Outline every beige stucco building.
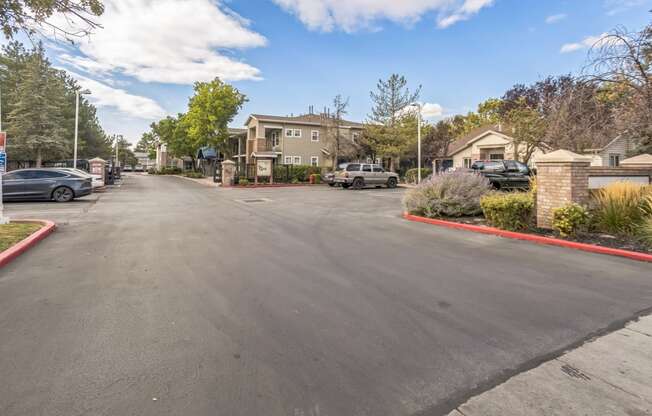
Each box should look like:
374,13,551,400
241,113,364,169
438,125,546,170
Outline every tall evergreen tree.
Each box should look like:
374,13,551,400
6,44,69,166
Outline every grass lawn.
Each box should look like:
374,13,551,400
0,222,43,252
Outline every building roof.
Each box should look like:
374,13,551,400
228,128,247,136
247,113,364,129
621,153,652,166
446,124,513,156
534,149,593,163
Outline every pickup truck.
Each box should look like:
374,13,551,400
471,160,533,190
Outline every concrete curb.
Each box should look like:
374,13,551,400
403,212,652,263
0,220,56,268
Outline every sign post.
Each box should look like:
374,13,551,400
0,132,8,224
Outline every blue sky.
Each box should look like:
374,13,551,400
41,0,652,144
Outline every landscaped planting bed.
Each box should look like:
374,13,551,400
403,171,652,255
0,222,43,252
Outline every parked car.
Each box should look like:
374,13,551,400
335,163,399,189
324,163,349,187
2,168,93,202
60,168,105,189
471,160,532,190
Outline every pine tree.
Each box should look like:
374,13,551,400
7,44,69,166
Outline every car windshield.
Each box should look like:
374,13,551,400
346,164,360,171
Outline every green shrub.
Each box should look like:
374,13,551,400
239,178,250,186
273,165,321,182
404,168,432,184
147,168,157,175
481,192,534,231
291,178,300,184
156,166,182,175
592,182,650,235
552,203,590,237
310,173,321,184
184,171,204,179
403,171,492,217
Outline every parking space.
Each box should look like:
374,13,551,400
3,193,101,224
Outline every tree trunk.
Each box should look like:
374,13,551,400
36,148,42,168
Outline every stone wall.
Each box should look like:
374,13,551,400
535,150,652,229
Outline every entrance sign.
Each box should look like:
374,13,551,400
0,152,5,174
0,132,6,152
257,159,272,177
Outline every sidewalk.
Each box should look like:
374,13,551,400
448,314,652,416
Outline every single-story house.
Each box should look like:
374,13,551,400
434,124,546,171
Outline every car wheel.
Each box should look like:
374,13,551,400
328,183,335,187
387,177,397,188
52,186,74,202
342,184,351,189
352,177,364,190
492,182,501,191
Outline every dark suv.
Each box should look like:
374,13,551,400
471,160,532,190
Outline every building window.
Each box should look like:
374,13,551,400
271,131,280,147
489,153,504,160
311,130,320,142
285,129,301,138
293,156,302,165
609,154,620,167
284,156,292,165
463,158,472,168
310,156,318,166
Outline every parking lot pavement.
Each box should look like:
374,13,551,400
1,175,651,416
3,193,101,224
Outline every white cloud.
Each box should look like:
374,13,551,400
604,0,647,15
560,33,609,53
421,102,444,119
271,0,494,32
67,71,166,119
397,102,445,120
53,0,267,84
545,13,567,24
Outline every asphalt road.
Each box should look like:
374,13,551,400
1,174,651,416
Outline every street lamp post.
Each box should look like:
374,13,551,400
73,89,92,169
410,102,423,184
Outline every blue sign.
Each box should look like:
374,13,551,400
0,152,6,174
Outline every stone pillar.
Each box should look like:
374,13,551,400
88,157,107,184
535,150,592,229
222,159,236,187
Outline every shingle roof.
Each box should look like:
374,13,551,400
249,113,364,128
446,124,513,156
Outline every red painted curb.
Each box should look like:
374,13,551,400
403,212,652,263
0,220,56,268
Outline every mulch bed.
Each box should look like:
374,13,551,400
444,216,652,254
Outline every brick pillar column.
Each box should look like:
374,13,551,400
535,150,591,229
222,160,236,187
